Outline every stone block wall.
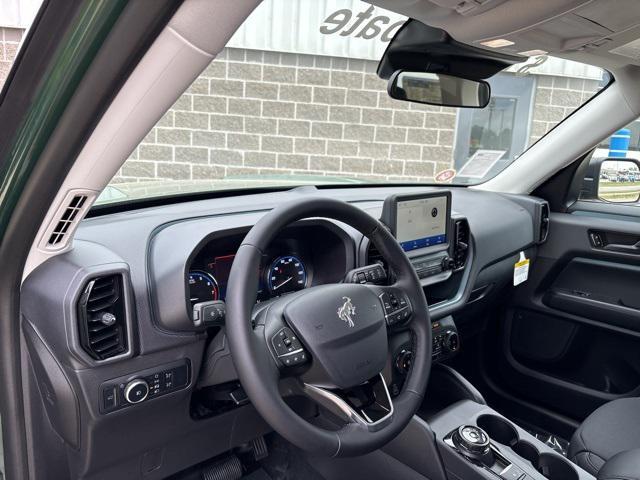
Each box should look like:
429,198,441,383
0,27,22,87
0,35,604,184
118,47,461,184
116,47,602,184
529,75,602,145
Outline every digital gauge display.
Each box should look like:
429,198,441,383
188,270,219,306
267,255,307,295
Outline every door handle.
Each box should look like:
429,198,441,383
603,240,640,254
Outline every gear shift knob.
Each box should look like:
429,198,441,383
452,425,495,466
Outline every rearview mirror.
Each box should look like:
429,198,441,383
388,71,491,108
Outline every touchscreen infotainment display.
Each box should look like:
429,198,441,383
395,195,449,252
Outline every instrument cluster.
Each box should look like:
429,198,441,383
186,223,351,313
188,251,310,306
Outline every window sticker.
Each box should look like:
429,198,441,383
513,251,530,286
458,149,506,178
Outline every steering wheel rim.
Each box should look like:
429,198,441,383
226,197,432,457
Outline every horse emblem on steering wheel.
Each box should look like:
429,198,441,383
337,296,356,328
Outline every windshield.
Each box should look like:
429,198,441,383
99,0,609,205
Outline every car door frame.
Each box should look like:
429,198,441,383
0,1,181,478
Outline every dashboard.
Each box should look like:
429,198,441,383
19,186,549,480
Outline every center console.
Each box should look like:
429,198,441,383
376,192,466,396
429,400,595,480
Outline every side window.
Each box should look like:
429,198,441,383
1,6,43,478
0,26,24,89
588,124,640,204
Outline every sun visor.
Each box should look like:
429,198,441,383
377,19,524,80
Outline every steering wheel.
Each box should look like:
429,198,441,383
226,197,432,457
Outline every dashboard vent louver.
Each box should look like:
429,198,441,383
42,190,96,252
539,203,550,243
47,194,87,246
453,219,470,270
78,274,128,361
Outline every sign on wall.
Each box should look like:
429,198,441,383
227,0,406,61
0,0,41,28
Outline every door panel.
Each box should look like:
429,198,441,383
490,211,640,433
544,258,640,332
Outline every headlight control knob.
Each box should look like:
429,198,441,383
444,331,459,353
124,379,149,404
395,349,413,374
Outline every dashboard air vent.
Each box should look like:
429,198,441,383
453,219,470,270
41,190,96,252
48,194,88,246
77,274,128,360
539,203,550,243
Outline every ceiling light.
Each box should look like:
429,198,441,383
480,38,515,48
518,49,548,56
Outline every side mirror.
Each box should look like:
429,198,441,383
598,159,640,203
387,70,491,108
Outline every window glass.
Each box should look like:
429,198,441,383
0,0,41,90
592,127,640,204
468,97,517,158
100,0,609,205
1,2,44,476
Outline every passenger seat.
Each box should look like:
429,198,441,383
569,397,640,476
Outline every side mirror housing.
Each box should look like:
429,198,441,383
581,156,640,203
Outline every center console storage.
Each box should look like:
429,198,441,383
429,400,595,480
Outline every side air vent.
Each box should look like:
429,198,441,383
48,195,87,246
41,189,96,252
453,219,470,270
539,203,550,243
77,274,128,361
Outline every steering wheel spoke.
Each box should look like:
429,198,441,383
254,295,312,372
302,373,394,432
367,284,414,328
268,325,310,368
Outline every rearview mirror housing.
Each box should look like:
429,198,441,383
388,70,491,108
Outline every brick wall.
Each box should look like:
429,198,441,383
117,47,459,184
116,47,602,185
0,33,603,184
529,75,601,145
0,27,22,88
